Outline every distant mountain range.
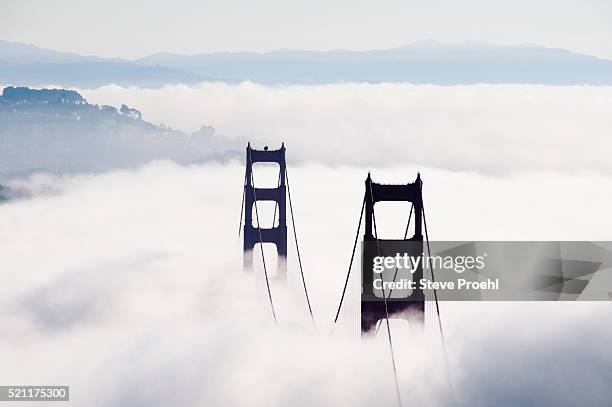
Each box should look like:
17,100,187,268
2,39,612,87
0,41,206,87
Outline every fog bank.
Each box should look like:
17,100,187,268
82,83,612,174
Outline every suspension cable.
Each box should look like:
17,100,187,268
375,203,413,335
332,196,366,326
238,169,247,238
248,149,278,324
420,180,455,407
387,203,414,299
285,167,316,326
369,180,403,407
272,171,281,226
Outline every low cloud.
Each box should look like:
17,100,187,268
1,162,611,406
81,82,612,174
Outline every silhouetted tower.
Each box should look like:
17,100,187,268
243,143,288,280
361,173,425,334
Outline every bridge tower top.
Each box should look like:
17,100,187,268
364,172,423,241
245,142,286,183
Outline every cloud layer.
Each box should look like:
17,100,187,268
1,162,611,406
81,83,612,174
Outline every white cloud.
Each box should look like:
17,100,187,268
80,83,612,175
1,162,611,406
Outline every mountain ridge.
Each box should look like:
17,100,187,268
135,40,609,59
3,39,612,86
0,86,243,181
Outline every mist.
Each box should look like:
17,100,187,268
80,82,612,175
1,161,611,406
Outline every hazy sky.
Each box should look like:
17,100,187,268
1,0,612,59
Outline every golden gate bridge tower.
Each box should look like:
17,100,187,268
361,173,425,334
242,143,288,280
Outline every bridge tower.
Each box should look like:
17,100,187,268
243,143,288,280
361,173,425,334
